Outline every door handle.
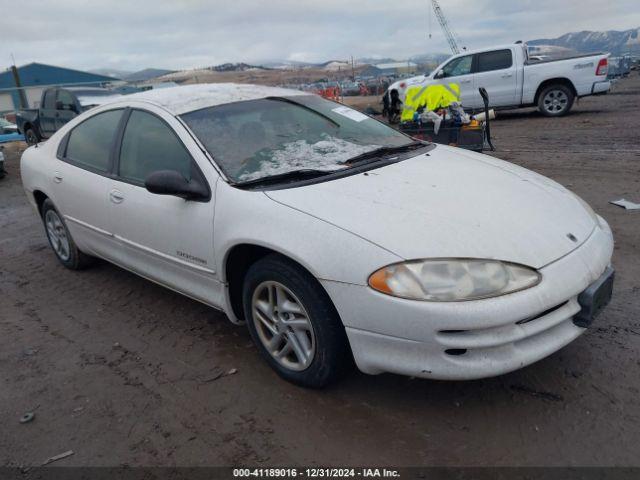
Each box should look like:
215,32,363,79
53,172,63,183
460,79,472,84
501,73,513,78
109,190,124,204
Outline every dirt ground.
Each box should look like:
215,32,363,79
1,76,639,469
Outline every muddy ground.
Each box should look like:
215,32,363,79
1,76,639,468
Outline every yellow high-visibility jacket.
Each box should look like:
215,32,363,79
401,83,461,122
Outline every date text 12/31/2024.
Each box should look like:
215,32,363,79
233,468,401,478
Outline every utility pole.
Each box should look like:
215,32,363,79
10,54,28,109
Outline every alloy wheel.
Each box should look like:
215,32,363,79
542,89,569,114
251,280,316,371
45,210,70,261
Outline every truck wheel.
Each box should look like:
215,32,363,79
25,128,39,145
538,84,574,117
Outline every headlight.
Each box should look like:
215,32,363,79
368,259,541,301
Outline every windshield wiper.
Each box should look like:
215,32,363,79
234,168,341,188
343,141,427,165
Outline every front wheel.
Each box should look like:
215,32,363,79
538,84,574,117
242,255,351,388
25,128,39,145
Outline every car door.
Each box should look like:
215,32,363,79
39,89,58,137
434,54,480,108
473,49,518,107
108,107,221,307
52,108,125,257
55,90,79,131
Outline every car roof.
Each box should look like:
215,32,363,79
64,87,114,93
123,83,308,115
447,44,523,59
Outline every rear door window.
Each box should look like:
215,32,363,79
476,50,513,72
57,90,76,111
42,90,56,109
118,110,192,184
65,109,123,172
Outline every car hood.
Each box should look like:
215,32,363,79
265,145,596,269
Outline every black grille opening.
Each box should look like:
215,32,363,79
440,329,468,334
516,301,568,325
445,348,468,356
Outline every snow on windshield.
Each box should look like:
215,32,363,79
237,135,381,182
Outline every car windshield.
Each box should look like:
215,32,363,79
180,95,413,183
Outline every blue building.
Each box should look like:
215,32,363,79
0,63,118,114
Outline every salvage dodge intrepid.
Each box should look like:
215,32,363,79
21,84,615,387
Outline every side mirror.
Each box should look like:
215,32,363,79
434,70,445,79
144,170,208,201
55,100,64,110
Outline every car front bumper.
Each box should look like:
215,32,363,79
321,219,614,380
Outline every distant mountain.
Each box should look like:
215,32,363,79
261,60,319,69
209,62,269,72
89,68,132,79
528,28,640,54
124,68,175,83
357,57,397,65
409,53,449,64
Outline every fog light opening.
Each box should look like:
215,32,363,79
445,348,468,356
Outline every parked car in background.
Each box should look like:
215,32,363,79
21,84,614,387
387,42,611,116
0,145,5,178
1,118,19,134
0,118,24,144
340,81,362,96
16,87,122,144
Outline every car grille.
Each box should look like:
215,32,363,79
436,298,581,355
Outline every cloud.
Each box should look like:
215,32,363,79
2,0,639,71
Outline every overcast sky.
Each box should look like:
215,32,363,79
2,0,639,72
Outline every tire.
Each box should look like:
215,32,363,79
41,199,94,270
537,84,574,117
25,128,39,146
242,254,351,388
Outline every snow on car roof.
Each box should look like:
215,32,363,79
77,94,124,107
125,83,308,115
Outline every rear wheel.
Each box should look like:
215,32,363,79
41,199,94,269
538,84,574,117
25,128,39,145
242,255,350,388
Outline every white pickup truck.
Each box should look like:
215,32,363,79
388,42,610,116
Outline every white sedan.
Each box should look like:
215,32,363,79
20,84,615,387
